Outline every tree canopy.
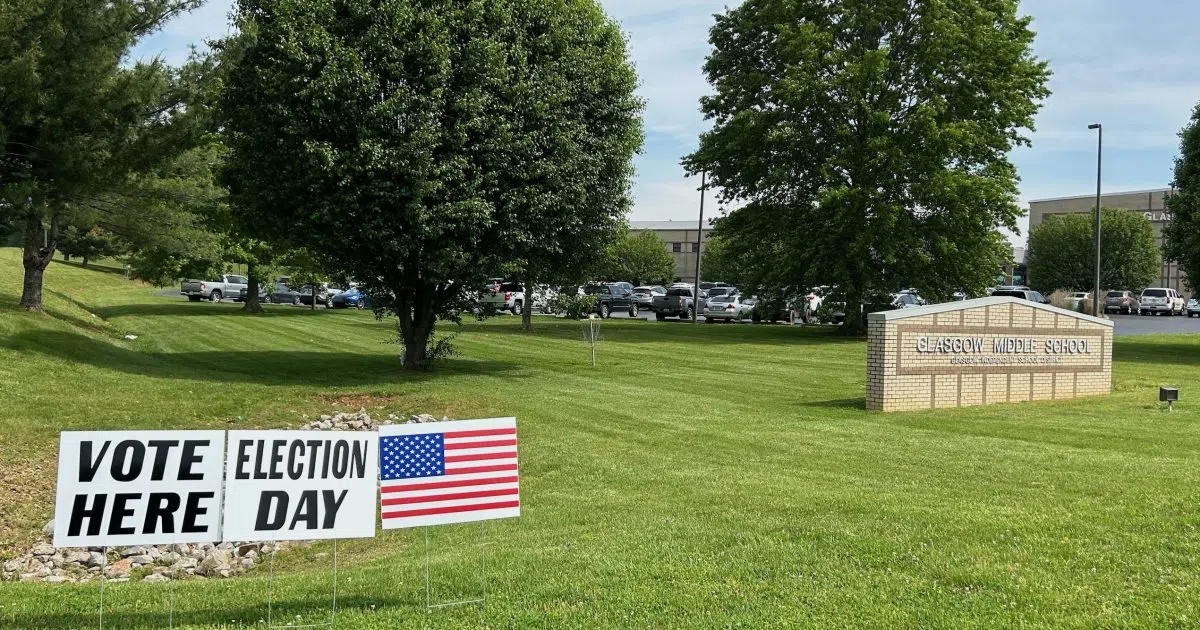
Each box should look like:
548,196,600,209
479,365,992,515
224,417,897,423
1165,103,1200,292
1026,208,1160,294
683,0,1050,331
0,0,211,309
220,0,642,367
600,230,676,286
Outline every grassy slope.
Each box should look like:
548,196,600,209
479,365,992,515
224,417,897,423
1,247,1199,629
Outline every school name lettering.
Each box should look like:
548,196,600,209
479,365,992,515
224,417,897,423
915,336,1094,355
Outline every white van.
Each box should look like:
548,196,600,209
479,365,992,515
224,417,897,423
1139,287,1185,316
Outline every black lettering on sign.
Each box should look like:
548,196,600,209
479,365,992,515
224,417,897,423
147,440,179,481
182,492,214,534
269,439,286,480
322,489,347,528
78,441,111,483
351,442,367,479
288,440,304,480
143,492,180,534
179,440,208,481
68,494,107,536
255,491,288,531
305,440,322,479
332,441,349,478
107,493,140,535
235,440,253,480
320,440,332,479
111,440,146,482
253,439,268,479
290,490,318,530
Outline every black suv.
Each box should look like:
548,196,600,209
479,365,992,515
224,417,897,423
583,283,638,318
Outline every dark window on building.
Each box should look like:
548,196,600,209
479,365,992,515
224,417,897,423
672,242,682,253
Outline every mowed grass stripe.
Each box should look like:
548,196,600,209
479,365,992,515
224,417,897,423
2,248,1200,628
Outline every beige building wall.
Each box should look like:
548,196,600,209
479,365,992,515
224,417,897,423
867,297,1113,412
1027,188,1187,296
629,221,714,282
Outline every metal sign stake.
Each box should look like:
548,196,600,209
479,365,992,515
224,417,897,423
424,522,488,610
98,546,106,630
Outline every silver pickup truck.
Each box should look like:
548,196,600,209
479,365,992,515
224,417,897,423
651,286,696,321
181,275,248,302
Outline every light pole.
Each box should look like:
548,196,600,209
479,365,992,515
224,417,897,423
1088,123,1102,317
692,171,707,324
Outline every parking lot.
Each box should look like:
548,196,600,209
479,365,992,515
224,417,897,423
1110,313,1200,336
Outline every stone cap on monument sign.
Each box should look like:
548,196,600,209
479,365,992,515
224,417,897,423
866,296,1113,412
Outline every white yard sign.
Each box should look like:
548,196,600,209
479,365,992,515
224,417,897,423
379,418,521,529
53,431,226,548
222,431,378,541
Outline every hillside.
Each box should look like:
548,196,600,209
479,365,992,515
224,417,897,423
2,248,1200,628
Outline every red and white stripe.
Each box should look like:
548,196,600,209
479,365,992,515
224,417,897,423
379,418,520,529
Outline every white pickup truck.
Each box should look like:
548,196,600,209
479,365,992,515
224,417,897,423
181,275,248,302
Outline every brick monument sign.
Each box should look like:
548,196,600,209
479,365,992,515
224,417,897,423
867,296,1113,412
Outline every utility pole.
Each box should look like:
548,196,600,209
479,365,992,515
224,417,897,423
692,171,706,324
1088,123,1102,317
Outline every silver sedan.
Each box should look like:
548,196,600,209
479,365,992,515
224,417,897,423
704,295,755,322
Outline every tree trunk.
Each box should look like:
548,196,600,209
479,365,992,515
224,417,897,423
396,283,438,370
242,265,263,313
311,285,317,311
19,212,58,311
81,256,89,268
840,281,867,336
521,280,534,330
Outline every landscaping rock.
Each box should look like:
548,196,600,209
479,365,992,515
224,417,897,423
30,542,54,556
42,519,55,537
143,573,170,583
121,546,148,558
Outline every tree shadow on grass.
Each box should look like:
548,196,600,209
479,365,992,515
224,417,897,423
1,594,411,630
92,301,338,318
1114,339,1200,368
0,329,519,387
49,257,128,276
475,318,865,346
802,397,867,410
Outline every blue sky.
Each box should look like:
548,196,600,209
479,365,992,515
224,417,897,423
134,0,1200,245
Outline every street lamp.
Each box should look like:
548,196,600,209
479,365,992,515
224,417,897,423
693,171,707,324
1088,123,1102,317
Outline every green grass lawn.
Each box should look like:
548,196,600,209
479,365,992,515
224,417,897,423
1,246,1199,628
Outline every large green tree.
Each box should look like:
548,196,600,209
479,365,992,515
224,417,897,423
600,230,676,286
1165,103,1200,292
220,0,642,368
1026,208,1160,295
0,0,209,310
683,0,1050,332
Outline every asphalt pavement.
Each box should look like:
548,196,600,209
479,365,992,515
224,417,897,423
1109,313,1200,336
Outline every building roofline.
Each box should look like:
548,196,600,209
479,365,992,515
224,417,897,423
867,296,1113,327
1028,187,1172,205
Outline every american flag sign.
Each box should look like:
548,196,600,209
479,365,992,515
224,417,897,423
378,418,520,529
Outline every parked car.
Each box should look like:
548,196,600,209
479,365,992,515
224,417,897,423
1104,290,1140,314
480,280,525,315
652,286,696,321
1064,291,1091,311
266,282,303,305
583,283,638,318
891,292,926,309
632,285,667,309
989,285,1032,294
298,284,337,308
181,275,248,302
1139,287,1184,316
1188,299,1200,318
332,287,370,309
990,289,1050,304
237,285,267,302
704,295,755,322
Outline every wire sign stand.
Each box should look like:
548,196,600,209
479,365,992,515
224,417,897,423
266,539,341,629
581,316,602,367
424,522,489,611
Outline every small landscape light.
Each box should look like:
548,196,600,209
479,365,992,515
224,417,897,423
1160,386,1178,411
